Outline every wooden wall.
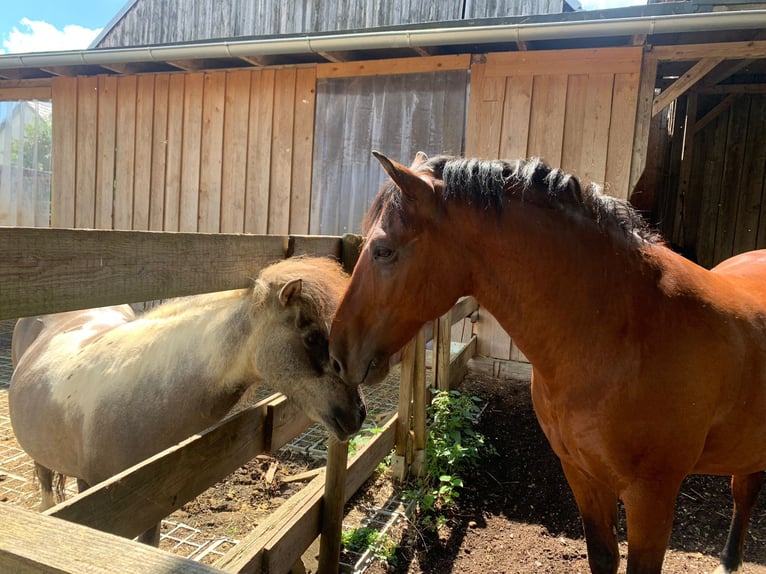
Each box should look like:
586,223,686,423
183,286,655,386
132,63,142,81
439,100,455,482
51,68,316,234
465,46,643,361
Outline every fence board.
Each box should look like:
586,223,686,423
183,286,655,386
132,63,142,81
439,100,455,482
606,72,639,199
0,228,342,319
246,69,275,234
75,76,98,228
499,75,532,159
290,67,316,233
180,73,204,232
149,74,170,231
133,75,155,230
528,74,568,166
114,76,137,230
199,72,226,233
51,77,76,227
95,76,117,229
164,74,185,231
221,70,251,233
269,69,296,235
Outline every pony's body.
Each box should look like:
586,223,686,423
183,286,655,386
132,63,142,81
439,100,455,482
329,152,766,574
12,257,366,523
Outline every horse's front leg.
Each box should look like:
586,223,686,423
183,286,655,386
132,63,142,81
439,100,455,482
560,460,620,574
621,479,681,574
715,471,763,574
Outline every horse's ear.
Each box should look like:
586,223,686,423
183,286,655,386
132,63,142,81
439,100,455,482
372,151,433,201
411,151,429,169
279,278,302,307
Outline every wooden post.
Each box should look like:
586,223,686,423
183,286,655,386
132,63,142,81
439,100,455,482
392,337,416,481
433,312,452,392
411,328,428,477
317,436,349,574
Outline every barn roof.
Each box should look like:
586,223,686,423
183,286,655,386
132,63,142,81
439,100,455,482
0,2,763,80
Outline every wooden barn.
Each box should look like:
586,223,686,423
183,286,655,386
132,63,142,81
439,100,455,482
1,1,766,569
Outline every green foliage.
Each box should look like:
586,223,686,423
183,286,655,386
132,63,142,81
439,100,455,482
407,390,495,526
341,527,398,565
10,118,52,172
347,424,383,456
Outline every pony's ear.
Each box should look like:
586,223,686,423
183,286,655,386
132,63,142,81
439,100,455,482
278,278,302,307
372,151,433,202
410,151,429,169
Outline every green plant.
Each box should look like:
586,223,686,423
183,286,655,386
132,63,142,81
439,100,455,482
347,424,383,456
341,526,398,565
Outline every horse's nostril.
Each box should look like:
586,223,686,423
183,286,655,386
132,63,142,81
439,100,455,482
331,357,342,376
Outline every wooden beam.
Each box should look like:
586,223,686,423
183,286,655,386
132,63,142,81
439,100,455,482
700,59,755,87
692,93,741,135
46,394,308,540
411,328,427,477
317,437,349,573
317,54,470,79
0,228,342,320
697,84,766,95
0,80,51,100
629,50,658,198
0,504,224,574
652,40,766,62
485,46,642,77
652,57,723,117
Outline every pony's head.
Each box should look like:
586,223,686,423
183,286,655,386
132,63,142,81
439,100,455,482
330,152,470,386
251,257,366,440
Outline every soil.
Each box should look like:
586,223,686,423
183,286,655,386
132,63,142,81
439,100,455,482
169,369,766,573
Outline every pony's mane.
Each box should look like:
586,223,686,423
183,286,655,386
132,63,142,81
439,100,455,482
364,155,661,244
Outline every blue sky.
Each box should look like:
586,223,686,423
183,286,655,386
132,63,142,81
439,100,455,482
0,0,646,54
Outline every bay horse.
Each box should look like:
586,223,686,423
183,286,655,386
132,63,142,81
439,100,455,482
329,151,766,574
11,256,366,544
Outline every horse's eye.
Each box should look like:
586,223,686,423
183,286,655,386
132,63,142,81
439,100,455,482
304,331,323,348
373,245,395,261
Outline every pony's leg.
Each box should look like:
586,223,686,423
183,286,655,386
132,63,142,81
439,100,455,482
137,523,161,547
622,480,680,574
34,462,56,511
560,461,620,574
715,471,763,574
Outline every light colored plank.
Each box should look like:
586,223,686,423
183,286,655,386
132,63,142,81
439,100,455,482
95,75,117,229
290,67,316,234
74,76,98,228
466,69,505,157
180,72,204,231
317,54,471,78
486,46,642,77
245,69,275,234
652,40,766,62
0,504,224,574
0,228,340,319
464,62,487,156
561,74,589,176
149,74,170,231
605,72,640,199
317,437,349,572
0,86,51,101
198,72,226,233
114,76,137,230
527,74,568,166
220,70,251,233
164,73,185,231
499,75,533,159
580,73,615,187
133,74,155,230
411,328,427,477
448,335,477,390
652,57,724,117
51,77,77,227
269,68,296,234
628,51,658,195
434,313,452,392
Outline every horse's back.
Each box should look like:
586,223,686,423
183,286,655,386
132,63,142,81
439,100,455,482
712,249,766,291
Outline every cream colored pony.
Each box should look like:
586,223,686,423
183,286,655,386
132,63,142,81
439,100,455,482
10,256,366,544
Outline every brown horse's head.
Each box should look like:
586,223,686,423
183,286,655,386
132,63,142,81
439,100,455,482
251,257,366,439
330,152,469,386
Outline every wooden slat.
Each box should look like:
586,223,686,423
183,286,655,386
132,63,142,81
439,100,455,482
133,74,155,230
581,73,615,187
411,328,427,477
605,72,640,199
0,228,341,319
199,72,226,233
448,335,477,391
180,73,204,231
74,76,98,228
485,47,642,77
527,74,568,166
289,67,316,234
733,96,766,255
561,74,589,176
245,69,275,234
499,75,533,159
95,75,117,229
220,70,252,233
0,86,51,101
269,68,296,234
51,77,77,227
317,437,349,573
264,395,313,453
692,93,740,135
652,57,724,117
652,40,766,62
114,76,137,230
629,51,658,195
149,74,170,231
464,62,487,156
434,313,452,392
317,54,471,79
698,84,766,95
0,504,224,574
393,337,415,481
164,73,185,231
465,64,505,158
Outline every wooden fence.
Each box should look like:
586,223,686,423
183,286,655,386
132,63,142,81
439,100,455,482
0,226,476,573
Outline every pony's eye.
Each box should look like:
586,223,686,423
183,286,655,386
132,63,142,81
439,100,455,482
304,331,323,348
373,245,395,261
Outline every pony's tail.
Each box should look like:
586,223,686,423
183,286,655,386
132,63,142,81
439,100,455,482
34,462,69,509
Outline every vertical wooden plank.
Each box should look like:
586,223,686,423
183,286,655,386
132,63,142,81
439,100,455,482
95,75,117,229
736,96,766,254
527,74,568,166
114,76,137,230
180,73,204,232
466,68,505,158
434,313,452,392
245,69,274,234
561,74,588,176
75,76,98,228
269,68,296,234
410,328,427,478
132,75,155,230
605,72,640,199
499,75,532,159
164,74,185,232
317,437,349,574
672,95,696,248
465,62,487,156
220,70,251,233
629,51,658,194
198,72,226,233
696,108,729,268
51,77,77,227
579,73,614,188
149,74,169,231
392,337,416,482
289,67,316,234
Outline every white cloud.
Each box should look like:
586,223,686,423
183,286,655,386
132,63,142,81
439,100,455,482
1,18,101,54
580,0,646,9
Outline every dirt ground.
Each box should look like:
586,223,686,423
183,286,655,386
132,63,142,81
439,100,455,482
358,372,766,574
